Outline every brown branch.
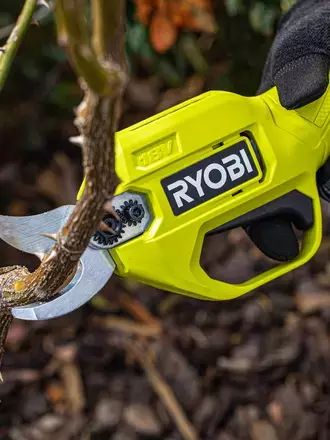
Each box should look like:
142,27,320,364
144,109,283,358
128,341,199,440
92,0,128,67
0,0,127,367
91,316,162,337
55,0,124,95
0,0,38,94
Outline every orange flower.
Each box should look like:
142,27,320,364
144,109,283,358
168,0,217,32
135,0,154,25
134,0,217,53
150,9,178,53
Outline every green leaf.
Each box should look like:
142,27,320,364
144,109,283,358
211,71,234,92
0,12,11,27
41,44,66,63
249,2,279,36
49,81,79,109
157,59,183,87
179,34,208,76
280,0,297,13
224,0,246,16
126,22,149,55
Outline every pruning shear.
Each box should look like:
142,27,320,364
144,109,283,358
2,83,330,321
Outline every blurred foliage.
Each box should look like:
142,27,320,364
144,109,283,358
132,0,217,54
126,0,297,88
225,0,296,35
0,0,295,200
0,0,295,101
126,0,281,88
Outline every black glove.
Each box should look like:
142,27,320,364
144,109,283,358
245,0,330,262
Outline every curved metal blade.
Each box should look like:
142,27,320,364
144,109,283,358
11,246,115,320
0,205,75,255
0,206,116,320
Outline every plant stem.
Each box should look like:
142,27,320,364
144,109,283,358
91,0,128,68
55,0,123,95
0,0,127,372
0,0,37,95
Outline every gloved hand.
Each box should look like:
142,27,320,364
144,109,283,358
244,0,330,262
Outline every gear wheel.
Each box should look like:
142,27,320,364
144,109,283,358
120,199,145,226
92,211,126,247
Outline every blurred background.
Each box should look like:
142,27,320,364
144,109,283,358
1,1,330,439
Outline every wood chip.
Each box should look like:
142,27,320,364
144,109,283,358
123,403,163,436
250,420,279,440
94,398,123,429
295,292,330,314
267,401,283,425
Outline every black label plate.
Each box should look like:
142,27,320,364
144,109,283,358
161,140,259,216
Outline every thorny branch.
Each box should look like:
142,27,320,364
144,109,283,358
0,2,52,42
0,0,38,94
0,0,128,369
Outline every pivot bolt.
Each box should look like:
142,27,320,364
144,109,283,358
92,212,125,247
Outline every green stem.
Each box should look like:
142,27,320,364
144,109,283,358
91,0,127,68
0,0,37,95
55,0,122,95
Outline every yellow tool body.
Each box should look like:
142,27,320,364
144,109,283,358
79,85,330,300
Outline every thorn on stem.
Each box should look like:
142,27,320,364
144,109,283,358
103,201,119,220
69,135,83,146
40,233,58,241
37,0,49,7
34,252,45,261
99,221,115,234
43,249,58,264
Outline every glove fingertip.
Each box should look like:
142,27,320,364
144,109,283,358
274,54,329,110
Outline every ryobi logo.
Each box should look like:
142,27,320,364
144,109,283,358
161,140,259,215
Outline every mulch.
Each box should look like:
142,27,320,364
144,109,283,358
0,75,330,440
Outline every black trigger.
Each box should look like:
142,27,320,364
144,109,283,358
206,190,314,263
244,217,299,262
